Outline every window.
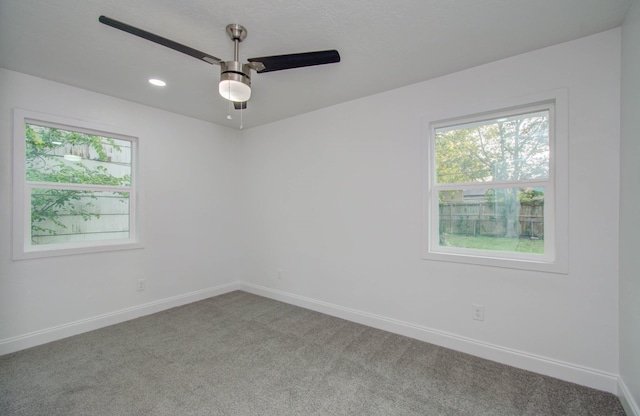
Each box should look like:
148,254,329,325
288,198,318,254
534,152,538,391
13,109,142,259
423,92,568,273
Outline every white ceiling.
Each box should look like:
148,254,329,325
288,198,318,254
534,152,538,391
0,0,632,130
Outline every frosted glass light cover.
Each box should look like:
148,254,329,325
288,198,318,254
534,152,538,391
219,80,251,102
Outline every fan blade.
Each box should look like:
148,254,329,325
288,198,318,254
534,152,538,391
248,50,340,73
98,15,221,65
234,101,247,110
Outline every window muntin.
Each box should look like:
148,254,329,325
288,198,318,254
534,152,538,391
13,109,141,259
426,100,562,270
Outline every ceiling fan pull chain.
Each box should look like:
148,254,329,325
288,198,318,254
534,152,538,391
226,84,233,120
240,104,244,130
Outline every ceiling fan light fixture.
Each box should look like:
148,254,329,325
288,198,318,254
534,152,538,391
219,61,251,102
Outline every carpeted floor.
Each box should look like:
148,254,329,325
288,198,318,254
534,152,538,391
0,291,626,415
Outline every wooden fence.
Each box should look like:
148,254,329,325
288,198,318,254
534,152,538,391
439,202,544,239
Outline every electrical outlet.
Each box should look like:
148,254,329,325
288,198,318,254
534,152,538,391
472,304,484,321
137,279,146,291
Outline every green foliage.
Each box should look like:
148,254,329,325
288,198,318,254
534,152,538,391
435,114,549,184
30,189,99,235
484,187,544,207
519,187,544,206
435,127,491,184
27,163,130,186
25,124,130,242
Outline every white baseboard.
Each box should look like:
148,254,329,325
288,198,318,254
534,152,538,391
0,281,240,356
240,282,620,394
619,377,640,416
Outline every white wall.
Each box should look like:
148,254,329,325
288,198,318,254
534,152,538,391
239,29,622,392
620,0,640,413
0,69,242,353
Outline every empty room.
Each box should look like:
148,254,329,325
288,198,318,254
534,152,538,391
1,0,639,415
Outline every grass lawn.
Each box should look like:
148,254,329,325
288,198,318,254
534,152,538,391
445,234,544,254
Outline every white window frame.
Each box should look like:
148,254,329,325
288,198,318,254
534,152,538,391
422,90,568,273
12,108,144,260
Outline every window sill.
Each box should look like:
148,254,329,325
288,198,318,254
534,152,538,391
13,240,143,261
422,250,568,274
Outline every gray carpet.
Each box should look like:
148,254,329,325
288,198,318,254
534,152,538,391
0,291,626,415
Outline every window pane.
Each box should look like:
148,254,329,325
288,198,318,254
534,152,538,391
25,123,131,186
435,111,549,184
30,188,130,245
438,187,544,254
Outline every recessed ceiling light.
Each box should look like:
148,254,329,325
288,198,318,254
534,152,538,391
148,78,166,87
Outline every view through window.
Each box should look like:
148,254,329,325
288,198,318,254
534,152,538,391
25,122,133,245
429,104,552,261
13,109,140,259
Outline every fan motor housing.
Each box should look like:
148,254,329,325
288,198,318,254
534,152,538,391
220,61,251,84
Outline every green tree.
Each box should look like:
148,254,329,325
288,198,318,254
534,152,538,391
435,128,491,184
26,124,130,242
435,112,549,238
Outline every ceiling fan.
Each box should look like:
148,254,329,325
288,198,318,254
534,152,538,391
98,16,340,110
